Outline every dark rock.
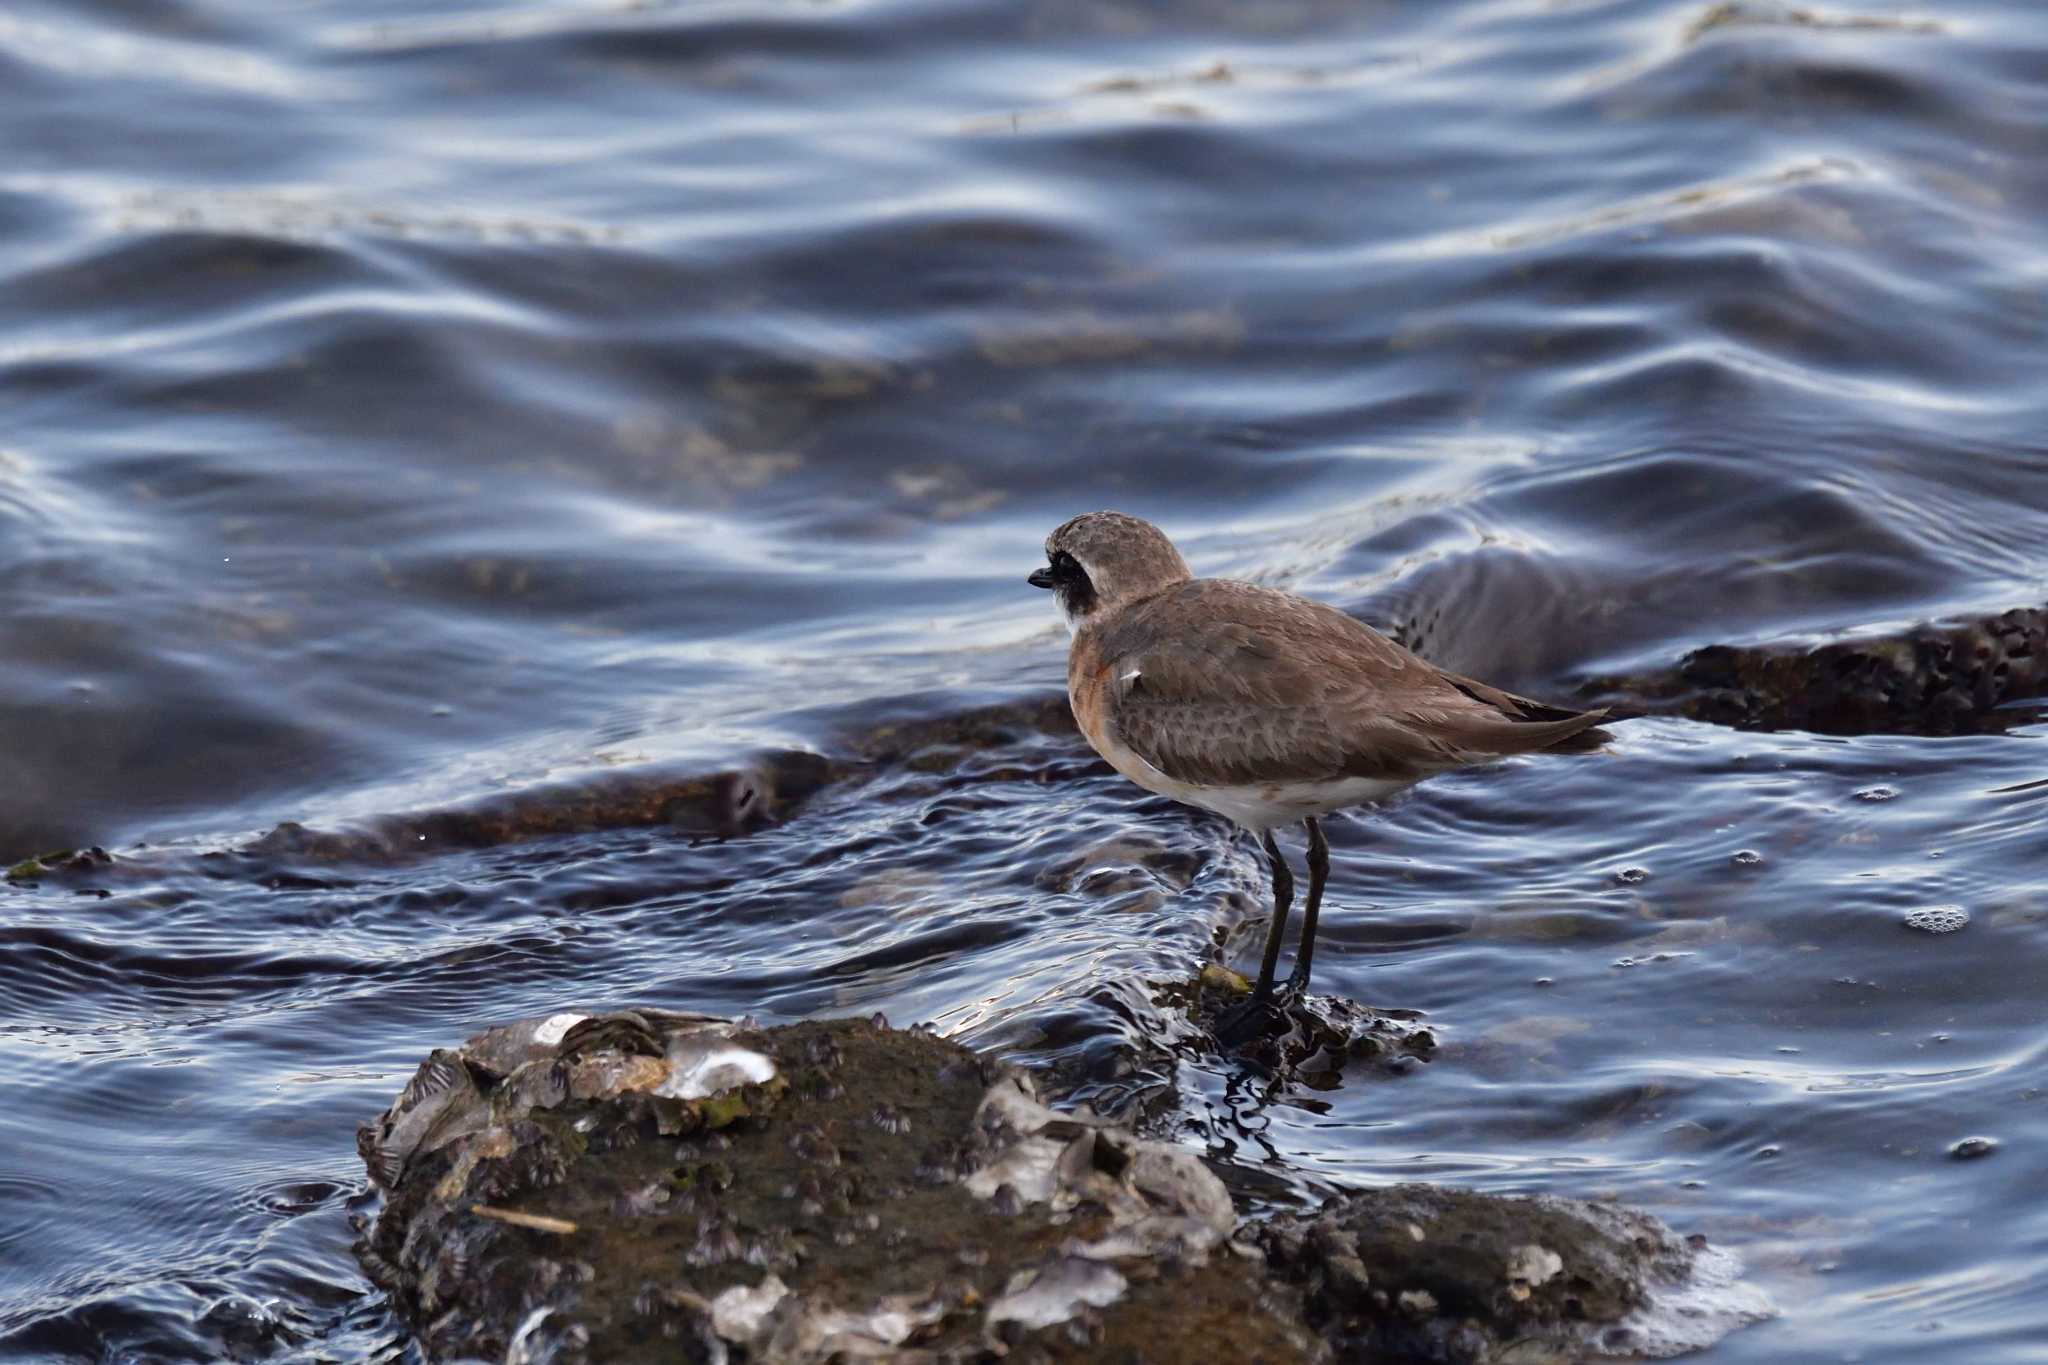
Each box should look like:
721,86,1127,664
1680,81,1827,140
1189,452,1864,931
1576,605,2048,736
357,1009,1771,1363
1252,1183,1772,1362
243,751,839,864
5,845,114,884
355,1009,1321,1363
1172,966,1438,1080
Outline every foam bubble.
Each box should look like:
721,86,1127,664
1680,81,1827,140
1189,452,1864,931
1611,1242,1775,1358
1903,905,1968,934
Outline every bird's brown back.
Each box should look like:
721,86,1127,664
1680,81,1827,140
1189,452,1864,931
1071,578,1606,789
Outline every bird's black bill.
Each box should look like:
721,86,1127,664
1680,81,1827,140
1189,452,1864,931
1027,566,1055,589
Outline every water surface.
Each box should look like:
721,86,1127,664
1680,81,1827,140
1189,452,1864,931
3,0,2046,1359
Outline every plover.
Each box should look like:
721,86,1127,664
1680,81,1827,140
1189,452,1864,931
1030,511,1607,1044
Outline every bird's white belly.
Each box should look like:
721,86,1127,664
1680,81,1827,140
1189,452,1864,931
1179,775,1411,830
1086,721,1409,832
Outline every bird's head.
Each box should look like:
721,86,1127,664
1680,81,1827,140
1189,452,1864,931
1029,511,1192,633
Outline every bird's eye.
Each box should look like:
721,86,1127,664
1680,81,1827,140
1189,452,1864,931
1054,552,1079,575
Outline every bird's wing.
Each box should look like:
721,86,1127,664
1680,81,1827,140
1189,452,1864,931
1085,580,1605,788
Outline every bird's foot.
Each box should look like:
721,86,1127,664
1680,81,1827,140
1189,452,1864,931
1211,998,1279,1048
1212,989,1299,1049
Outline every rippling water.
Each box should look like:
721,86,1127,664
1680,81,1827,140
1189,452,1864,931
4,0,2047,1359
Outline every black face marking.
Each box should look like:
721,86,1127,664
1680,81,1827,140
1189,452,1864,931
1050,550,1097,617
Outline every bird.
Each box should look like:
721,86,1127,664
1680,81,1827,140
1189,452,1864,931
1028,511,1607,1045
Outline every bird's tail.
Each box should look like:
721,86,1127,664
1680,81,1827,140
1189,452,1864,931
1443,673,1612,754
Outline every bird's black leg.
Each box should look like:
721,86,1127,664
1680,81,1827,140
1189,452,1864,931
1215,830,1294,1046
1249,828,1294,1004
1283,817,1329,999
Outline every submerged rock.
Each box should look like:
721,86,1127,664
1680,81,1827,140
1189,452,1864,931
5,845,113,884
1576,604,2048,736
28,600,2042,871
1253,1184,1774,1363
246,751,839,864
48,598,2034,872
355,1008,1320,1363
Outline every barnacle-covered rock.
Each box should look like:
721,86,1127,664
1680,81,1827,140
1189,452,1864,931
1576,604,2048,736
1252,1183,1774,1362
356,1010,1767,1363
354,1010,1320,1363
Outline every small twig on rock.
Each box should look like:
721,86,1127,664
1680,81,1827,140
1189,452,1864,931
470,1205,579,1235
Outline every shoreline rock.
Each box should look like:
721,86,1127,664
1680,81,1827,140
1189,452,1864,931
354,1009,1769,1363
1255,1184,1773,1363
355,1009,1321,1363
1575,604,2048,736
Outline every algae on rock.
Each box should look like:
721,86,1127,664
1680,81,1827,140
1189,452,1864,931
355,1009,1318,1363
355,1008,1768,1363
